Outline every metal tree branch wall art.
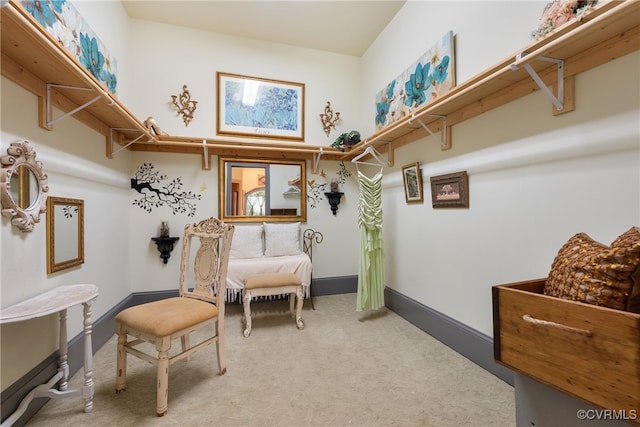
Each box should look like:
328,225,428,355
170,85,198,126
319,101,340,136
306,179,326,209
131,163,201,216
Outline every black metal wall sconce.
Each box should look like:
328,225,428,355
324,192,343,215
151,236,180,264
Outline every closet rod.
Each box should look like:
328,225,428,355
149,140,328,155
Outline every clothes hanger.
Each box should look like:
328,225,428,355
351,146,390,167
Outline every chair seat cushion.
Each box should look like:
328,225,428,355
116,297,218,337
245,272,301,290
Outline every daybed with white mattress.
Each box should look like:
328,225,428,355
226,222,314,302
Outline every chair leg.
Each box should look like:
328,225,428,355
216,320,226,375
243,291,253,338
289,293,295,317
295,287,304,330
115,323,127,393
156,337,171,417
181,335,191,362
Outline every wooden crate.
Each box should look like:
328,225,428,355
492,279,640,418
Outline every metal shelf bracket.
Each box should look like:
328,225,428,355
511,53,565,111
410,114,448,149
312,147,323,174
46,83,101,128
202,139,210,170
108,128,150,158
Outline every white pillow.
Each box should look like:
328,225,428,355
230,224,264,258
263,222,302,257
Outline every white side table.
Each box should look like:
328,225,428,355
0,284,99,426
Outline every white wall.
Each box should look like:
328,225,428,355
126,150,363,292
124,19,362,144
360,1,545,135
0,78,133,389
124,18,367,283
1,0,638,393
361,2,640,336
0,0,133,390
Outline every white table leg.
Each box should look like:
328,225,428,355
58,309,69,391
82,300,95,413
243,291,253,338
0,284,99,424
295,287,304,330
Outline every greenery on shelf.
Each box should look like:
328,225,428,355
330,131,361,151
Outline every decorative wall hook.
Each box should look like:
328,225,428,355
319,101,340,136
170,85,198,126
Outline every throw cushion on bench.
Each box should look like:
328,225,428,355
230,224,264,259
245,272,301,290
264,222,302,257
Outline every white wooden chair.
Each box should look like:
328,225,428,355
114,217,234,416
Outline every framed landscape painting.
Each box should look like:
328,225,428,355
402,162,423,203
430,171,469,208
217,72,305,141
374,31,455,131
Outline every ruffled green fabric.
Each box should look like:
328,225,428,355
357,170,385,311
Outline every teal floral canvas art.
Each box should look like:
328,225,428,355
374,31,455,132
20,0,118,94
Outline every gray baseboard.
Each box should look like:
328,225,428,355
0,279,349,425
384,287,514,386
311,275,358,296
0,290,177,426
2,278,511,425
0,353,58,426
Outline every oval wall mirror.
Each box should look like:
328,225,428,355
0,140,49,232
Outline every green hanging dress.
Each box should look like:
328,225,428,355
356,169,385,311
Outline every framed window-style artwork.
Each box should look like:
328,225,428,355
401,162,423,203
46,196,84,273
430,171,469,208
216,72,305,141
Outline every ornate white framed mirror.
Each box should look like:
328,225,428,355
46,196,84,273
218,156,306,223
0,140,49,232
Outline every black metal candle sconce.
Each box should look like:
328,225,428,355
324,192,343,215
151,221,178,264
151,236,179,264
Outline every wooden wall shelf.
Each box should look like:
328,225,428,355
0,0,154,155
2,0,638,166
344,0,640,161
130,135,346,166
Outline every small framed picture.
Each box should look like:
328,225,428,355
216,72,305,141
430,171,469,208
401,162,423,203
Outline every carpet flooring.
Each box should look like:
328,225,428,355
25,293,515,427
